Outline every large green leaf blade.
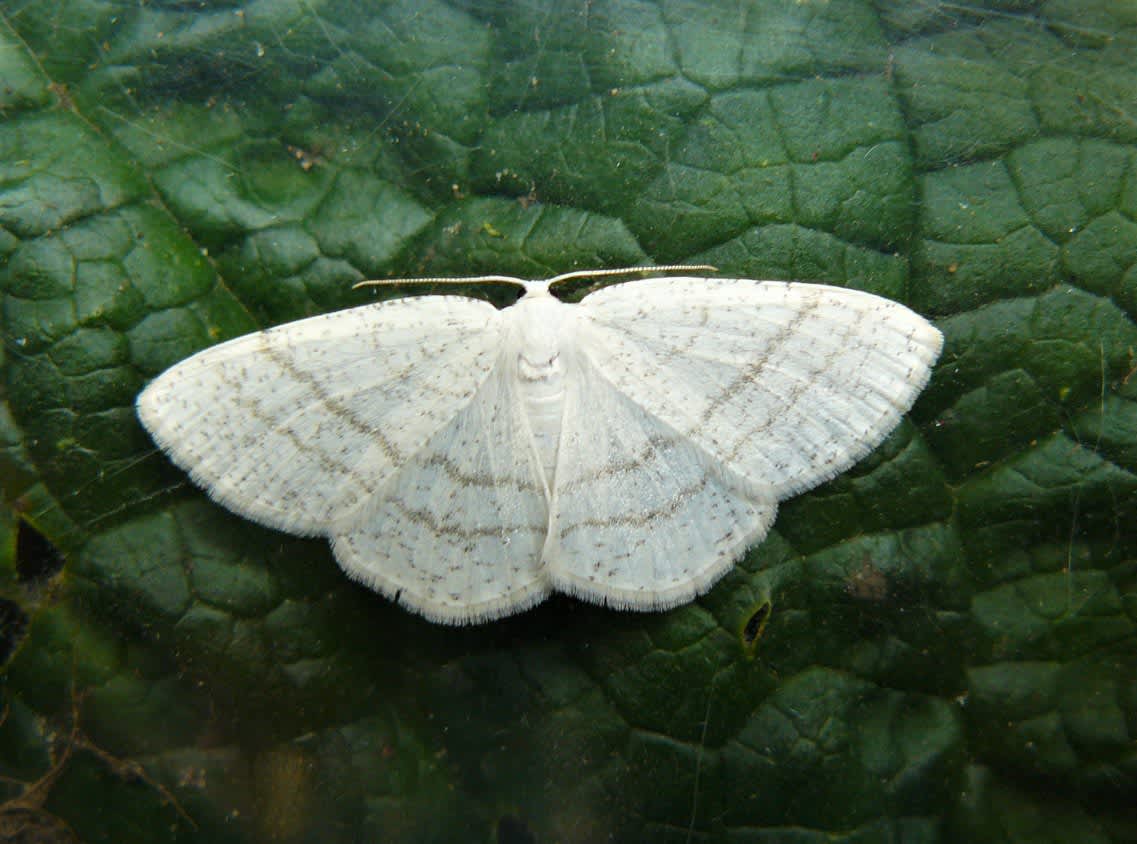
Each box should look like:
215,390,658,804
2,2,1135,841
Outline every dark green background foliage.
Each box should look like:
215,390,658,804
2,1,1135,841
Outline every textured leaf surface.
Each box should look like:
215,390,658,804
2,2,1136,841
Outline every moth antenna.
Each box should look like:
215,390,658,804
545,264,718,285
353,274,526,289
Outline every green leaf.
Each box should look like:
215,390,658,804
2,2,1136,841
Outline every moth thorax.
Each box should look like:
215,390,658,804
511,294,572,489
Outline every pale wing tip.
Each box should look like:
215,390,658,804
135,376,162,432
135,372,195,471
136,372,329,537
906,317,945,395
919,317,945,362
136,375,185,463
769,316,943,502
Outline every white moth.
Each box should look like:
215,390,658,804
137,267,942,625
